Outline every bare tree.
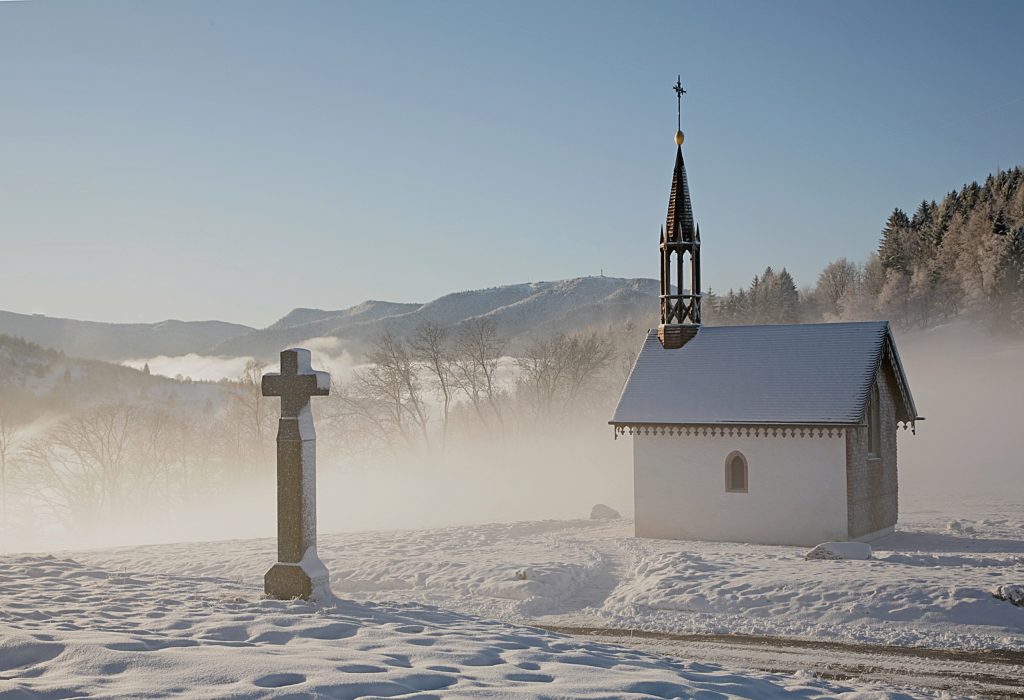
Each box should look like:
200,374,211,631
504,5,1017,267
515,334,572,422
563,332,616,409
452,318,506,430
20,403,140,531
515,331,616,422
608,320,643,388
136,404,193,507
230,359,271,471
334,377,402,457
317,375,389,459
347,332,430,451
409,322,455,450
0,395,23,536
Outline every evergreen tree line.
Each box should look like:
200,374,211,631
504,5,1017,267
705,167,1024,331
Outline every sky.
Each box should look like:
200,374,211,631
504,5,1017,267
2,0,1023,328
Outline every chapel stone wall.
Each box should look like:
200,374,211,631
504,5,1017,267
845,360,900,538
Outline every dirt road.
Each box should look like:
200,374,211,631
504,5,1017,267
540,626,1024,699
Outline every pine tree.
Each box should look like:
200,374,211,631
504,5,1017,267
750,268,775,321
776,269,799,322
992,209,1009,237
879,208,911,272
702,287,719,321
733,288,750,324
911,200,933,230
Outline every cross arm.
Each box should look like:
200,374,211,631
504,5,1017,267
262,372,330,398
261,348,331,399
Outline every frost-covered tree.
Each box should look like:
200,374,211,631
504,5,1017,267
817,258,860,318
877,270,912,327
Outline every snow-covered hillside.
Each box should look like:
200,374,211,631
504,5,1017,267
200,276,658,359
0,311,253,362
0,334,225,418
0,277,659,362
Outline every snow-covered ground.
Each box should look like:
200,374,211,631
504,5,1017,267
2,498,1020,697
0,556,925,699
74,498,1024,653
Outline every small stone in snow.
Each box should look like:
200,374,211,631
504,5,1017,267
590,504,621,520
947,519,976,535
993,584,1024,606
805,542,872,561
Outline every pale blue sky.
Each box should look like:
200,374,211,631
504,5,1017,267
2,0,1022,327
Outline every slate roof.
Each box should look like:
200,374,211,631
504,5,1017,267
611,321,920,428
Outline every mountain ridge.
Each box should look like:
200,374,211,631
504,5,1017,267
211,276,660,358
0,311,254,362
0,276,660,361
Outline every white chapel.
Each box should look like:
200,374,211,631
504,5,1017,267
611,82,922,547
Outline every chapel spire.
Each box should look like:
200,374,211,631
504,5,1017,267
658,76,702,349
665,142,696,243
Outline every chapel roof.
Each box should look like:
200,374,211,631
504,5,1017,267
611,321,920,429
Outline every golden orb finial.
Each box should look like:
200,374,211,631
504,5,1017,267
675,130,684,146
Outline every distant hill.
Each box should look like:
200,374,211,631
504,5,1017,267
0,277,660,362
211,277,661,358
0,311,253,362
0,334,225,421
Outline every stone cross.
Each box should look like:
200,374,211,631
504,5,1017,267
261,348,331,600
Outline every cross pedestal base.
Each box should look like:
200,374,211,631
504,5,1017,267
265,550,330,601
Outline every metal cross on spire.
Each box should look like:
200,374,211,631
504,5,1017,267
673,75,686,132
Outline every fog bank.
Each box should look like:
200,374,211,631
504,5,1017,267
3,319,1020,554
895,321,1024,501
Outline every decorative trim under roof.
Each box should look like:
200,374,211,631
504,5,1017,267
614,424,847,439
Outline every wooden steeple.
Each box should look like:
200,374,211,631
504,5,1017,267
658,76,701,349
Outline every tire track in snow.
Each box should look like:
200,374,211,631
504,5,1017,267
539,626,1024,699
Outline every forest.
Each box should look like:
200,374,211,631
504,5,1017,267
709,167,1024,331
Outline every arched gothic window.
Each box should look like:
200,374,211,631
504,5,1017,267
725,451,748,493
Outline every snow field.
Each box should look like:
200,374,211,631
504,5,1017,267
0,555,917,699
74,501,1024,652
